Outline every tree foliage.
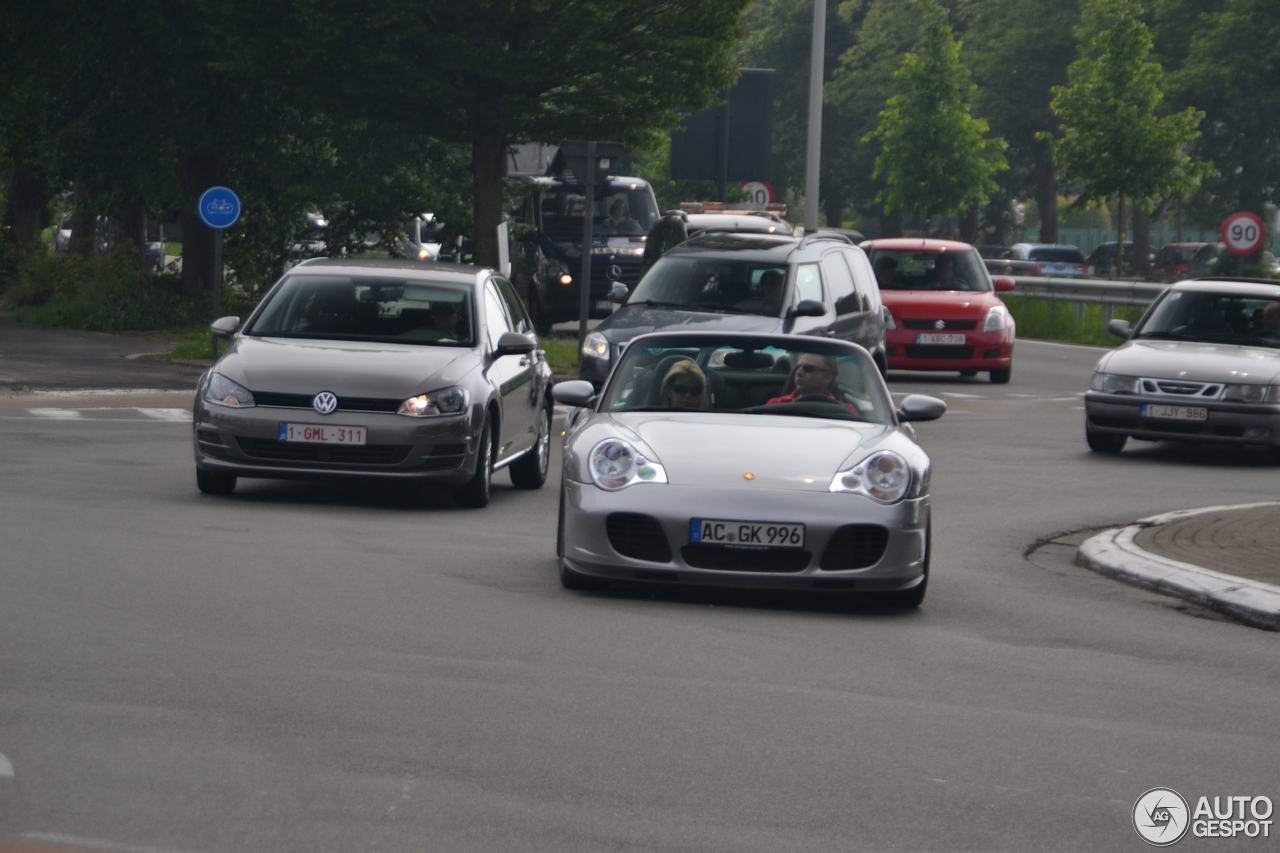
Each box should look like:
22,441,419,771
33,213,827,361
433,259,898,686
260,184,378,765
862,1,1007,223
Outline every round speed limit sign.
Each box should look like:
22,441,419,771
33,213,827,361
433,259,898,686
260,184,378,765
1221,210,1266,255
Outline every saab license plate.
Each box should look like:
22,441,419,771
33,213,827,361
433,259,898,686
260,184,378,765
1141,404,1207,422
690,518,805,549
915,333,966,345
278,423,367,445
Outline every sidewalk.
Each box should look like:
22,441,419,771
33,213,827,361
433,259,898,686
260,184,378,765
1076,502,1280,631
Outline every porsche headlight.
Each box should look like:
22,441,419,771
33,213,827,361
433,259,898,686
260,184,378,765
983,304,1009,332
203,372,255,408
582,332,609,360
1089,372,1139,394
589,438,667,490
398,386,469,417
829,450,912,503
1223,383,1280,403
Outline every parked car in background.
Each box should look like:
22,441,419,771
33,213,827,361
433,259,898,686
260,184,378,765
390,212,449,262
193,258,553,507
983,256,1042,277
578,231,888,388
863,238,1016,383
52,215,73,254
1087,241,1151,277
553,330,946,607
1084,277,1280,458
1153,242,1209,280
1007,242,1089,277
1188,242,1280,278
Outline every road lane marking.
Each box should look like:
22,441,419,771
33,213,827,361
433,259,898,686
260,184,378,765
133,408,191,422
21,833,190,853
27,408,83,419
0,750,12,778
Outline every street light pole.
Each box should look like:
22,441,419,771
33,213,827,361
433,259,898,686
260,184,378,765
804,0,826,233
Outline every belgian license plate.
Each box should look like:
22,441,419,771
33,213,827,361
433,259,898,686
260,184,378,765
690,518,805,549
278,423,367,445
915,333,966,345
1141,404,1207,422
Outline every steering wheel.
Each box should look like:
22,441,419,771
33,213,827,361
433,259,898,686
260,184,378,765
793,394,834,403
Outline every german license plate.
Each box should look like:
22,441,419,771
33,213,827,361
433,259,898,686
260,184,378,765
1141,404,1207,422
690,518,805,549
278,423,367,445
915,333,966,345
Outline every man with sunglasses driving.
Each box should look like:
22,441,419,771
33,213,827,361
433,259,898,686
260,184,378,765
766,353,859,414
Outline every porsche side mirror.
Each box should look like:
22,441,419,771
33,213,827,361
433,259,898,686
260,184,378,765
552,380,596,408
896,394,946,422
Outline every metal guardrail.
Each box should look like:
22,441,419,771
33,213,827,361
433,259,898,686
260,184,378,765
1004,275,1169,324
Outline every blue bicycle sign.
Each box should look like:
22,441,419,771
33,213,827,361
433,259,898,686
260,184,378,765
198,186,241,230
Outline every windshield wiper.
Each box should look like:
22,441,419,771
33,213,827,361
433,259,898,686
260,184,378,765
1135,331,1196,340
686,302,757,314
627,300,689,309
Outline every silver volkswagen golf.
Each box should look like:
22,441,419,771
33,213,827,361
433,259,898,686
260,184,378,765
1085,277,1280,458
553,331,946,607
192,259,553,507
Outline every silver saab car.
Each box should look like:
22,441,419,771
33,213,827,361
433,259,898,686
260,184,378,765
193,258,553,507
552,331,946,607
1085,278,1280,458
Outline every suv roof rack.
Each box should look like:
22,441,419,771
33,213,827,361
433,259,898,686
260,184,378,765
797,231,855,248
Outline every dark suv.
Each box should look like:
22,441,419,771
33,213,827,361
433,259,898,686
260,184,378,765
579,232,889,388
508,174,660,334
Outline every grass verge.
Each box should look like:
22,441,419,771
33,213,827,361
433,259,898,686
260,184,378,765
1001,294,1145,347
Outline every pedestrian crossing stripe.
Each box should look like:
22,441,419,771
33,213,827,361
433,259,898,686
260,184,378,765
19,407,192,422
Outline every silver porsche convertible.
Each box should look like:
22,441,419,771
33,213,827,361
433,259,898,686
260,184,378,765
552,331,946,607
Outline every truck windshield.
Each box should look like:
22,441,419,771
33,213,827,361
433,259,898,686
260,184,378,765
541,183,659,241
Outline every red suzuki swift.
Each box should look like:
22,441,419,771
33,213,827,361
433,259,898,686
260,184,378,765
862,238,1016,384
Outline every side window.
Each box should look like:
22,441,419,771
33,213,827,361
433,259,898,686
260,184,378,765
483,281,513,350
844,250,881,311
821,253,858,315
794,264,823,305
494,276,530,334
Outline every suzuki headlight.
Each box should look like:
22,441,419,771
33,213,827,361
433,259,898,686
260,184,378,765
983,304,1009,332
589,438,667,491
1223,383,1280,403
582,332,609,360
829,450,912,503
203,372,255,408
1089,372,1139,394
398,386,469,417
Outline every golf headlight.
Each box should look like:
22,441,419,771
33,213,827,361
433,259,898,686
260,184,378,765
1090,372,1139,394
398,386,469,417
1223,383,1280,403
203,372,255,408
983,304,1009,332
582,332,609,360
829,450,912,503
589,438,667,490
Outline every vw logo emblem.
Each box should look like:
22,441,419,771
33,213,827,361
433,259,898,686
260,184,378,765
608,264,623,281
312,391,338,415
934,319,946,329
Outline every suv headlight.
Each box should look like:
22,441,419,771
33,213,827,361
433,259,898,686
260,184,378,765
582,332,609,360
983,304,1009,332
829,450,912,503
589,438,667,490
203,372,255,408
1089,372,1139,394
398,386,469,417
1223,383,1280,403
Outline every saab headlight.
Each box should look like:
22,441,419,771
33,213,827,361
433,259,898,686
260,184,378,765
398,386,469,417
1090,372,1139,394
829,450,912,503
582,332,609,360
203,372,255,408
589,438,667,491
1223,383,1280,403
983,304,1009,332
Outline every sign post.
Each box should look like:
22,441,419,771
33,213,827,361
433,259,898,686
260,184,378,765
197,186,242,359
1221,210,1265,256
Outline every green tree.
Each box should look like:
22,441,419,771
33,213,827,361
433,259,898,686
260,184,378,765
862,1,1007,229
1049,0,1207,271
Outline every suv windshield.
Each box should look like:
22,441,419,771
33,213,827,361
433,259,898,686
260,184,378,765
540,183,660,241
867,249,990,292
629,257,790,315
1136,290,1280,346
246,275,476,346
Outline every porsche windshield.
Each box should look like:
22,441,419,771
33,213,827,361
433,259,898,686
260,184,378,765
245,275,475,346
601,339,894,423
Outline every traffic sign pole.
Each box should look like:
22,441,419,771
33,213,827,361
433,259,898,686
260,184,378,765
197,186,242,360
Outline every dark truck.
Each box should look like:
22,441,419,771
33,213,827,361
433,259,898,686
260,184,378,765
508,173,660,334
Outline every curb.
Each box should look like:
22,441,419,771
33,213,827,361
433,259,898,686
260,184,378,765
1075,502,1280,631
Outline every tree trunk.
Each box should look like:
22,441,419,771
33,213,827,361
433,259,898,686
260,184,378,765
1115,194,1125,277
1132,207,1150,276
69,184,98,258
122,202,147,252
5,163,50,251
178,151,220,299
959,205,979,244
824,198,843,228
1032,137,1058,244
469,126,507,270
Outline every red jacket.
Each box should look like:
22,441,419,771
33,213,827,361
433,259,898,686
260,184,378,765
766,389,859,414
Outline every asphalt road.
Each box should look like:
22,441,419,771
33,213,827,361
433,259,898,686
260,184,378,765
0,326,1277,852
